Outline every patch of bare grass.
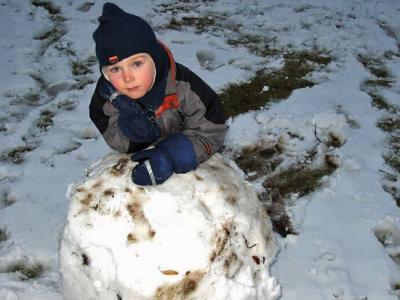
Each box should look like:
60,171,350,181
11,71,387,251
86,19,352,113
166,16,218,33
71,56,96,76
359,53,397,114
0,146,36,164
0,227,8,243
234,146,282,180
377,116,400,133
231,142,337,237
263,166,335,200
384,151,400,174
57,98,79,111
31,0,60,15
156,1,221,33
2,261,45,281
362,54,400,212
36,109,55,132
364,79,394,88
220,50,332,117
379,124,400,208
9,92,41,107
374,219,400,297
227,34,280,57
382,182,400,207
370,92,396,113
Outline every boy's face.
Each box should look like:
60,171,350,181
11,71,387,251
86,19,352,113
103,53,156,99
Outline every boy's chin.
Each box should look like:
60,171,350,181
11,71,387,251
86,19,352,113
122,90,145,100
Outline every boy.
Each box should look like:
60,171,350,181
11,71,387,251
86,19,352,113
89,3,227,186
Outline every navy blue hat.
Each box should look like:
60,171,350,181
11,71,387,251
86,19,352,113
93,3,165,71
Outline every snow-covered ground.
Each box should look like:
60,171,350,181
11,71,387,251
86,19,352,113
0,0,399,299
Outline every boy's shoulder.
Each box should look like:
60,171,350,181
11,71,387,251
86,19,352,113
174,62,192,82
174,62,209,88
173,62,217,102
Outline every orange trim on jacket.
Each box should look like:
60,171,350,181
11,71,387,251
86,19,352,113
155,42,179,117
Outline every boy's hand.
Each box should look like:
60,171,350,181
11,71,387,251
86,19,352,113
97,76,120,101
131,134,198,185
97,77,160,144
131,148,174,185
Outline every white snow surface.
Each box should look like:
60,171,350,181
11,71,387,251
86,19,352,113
0,0,399,299
60,153,279,300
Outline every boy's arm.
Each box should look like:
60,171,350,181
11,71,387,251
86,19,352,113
130,65,227,186
89,79,151,153
176,63,227,164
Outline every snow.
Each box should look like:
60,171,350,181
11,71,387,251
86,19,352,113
60,153,280,299
0,0,399,299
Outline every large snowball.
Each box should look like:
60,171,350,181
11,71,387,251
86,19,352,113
59,153,280,300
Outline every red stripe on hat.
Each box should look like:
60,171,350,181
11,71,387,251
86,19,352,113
109,56,119,64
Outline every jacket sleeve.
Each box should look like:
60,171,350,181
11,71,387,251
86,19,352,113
89,79,150,153
175,63,227,164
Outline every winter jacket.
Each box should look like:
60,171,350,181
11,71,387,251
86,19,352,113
89,47,227,164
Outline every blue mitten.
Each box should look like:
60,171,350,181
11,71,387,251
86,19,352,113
97,77,160,144
131,148,174,185
131,134,198,185
97,76,119,101
156,133,198,173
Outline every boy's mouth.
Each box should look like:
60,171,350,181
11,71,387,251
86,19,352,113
126,86,140,92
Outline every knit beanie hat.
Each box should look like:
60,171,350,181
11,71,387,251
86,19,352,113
93,2,165,74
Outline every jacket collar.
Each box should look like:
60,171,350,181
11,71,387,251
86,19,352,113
154,42,179,117
160,42,177,96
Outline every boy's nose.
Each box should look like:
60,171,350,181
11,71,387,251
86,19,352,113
122,69,134,82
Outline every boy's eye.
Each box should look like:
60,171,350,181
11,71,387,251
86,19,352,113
109,66,120,73
132,61,143,68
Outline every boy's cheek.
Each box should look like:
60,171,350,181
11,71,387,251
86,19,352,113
108,79,124,93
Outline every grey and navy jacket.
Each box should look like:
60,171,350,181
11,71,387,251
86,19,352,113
89,48,227,164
